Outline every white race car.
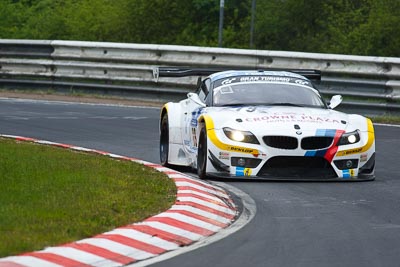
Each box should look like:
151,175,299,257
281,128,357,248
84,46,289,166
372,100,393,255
158,68,375,180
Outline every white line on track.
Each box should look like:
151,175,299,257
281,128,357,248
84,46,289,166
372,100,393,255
0,97,160,109
374,123,400,128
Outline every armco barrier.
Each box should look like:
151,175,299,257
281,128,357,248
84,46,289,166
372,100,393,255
1,39,400,115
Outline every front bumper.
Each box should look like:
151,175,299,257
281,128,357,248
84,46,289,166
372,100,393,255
207,150,375,181
207,172,375,181
205,126,375,181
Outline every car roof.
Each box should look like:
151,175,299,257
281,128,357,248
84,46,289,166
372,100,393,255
208,70,309,82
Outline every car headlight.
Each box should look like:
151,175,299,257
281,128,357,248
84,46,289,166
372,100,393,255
223,127,260,144
338,130,360,146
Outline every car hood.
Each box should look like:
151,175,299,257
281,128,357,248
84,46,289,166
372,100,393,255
205,106,349,135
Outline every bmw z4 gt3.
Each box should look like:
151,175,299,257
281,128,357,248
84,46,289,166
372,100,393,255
158,68,375,181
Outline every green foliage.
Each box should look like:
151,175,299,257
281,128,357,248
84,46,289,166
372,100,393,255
0,0,398,56
0,0,27,39
253,0,400,57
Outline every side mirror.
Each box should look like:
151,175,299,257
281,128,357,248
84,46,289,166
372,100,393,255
328,95,342,109
187,92,206,107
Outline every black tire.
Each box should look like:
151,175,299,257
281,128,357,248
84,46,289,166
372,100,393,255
197,127,208,179
160,114,170,166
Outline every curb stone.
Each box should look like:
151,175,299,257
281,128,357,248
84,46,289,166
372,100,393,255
0,135,238,267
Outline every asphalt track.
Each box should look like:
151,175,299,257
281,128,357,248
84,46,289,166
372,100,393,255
1,98,400,267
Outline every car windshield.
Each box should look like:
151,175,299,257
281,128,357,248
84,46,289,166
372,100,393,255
213,82,326,108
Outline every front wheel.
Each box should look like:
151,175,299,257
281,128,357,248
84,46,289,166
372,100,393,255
197,127,208,179
160,114,170,166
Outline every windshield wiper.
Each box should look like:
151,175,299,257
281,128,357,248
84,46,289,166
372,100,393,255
218,103,253,107
217,103,316,108
267,103,305,107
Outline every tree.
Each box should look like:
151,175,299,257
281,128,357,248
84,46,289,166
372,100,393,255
0,0,398,56
0,0,28,39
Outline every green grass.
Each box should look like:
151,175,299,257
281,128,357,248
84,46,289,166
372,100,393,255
0,138,176,257
371,115,400,125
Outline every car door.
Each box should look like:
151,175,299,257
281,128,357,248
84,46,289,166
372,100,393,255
182,79,209,156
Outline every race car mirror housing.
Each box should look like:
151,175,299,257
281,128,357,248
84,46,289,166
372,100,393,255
187,92,206,107
329,95,343,109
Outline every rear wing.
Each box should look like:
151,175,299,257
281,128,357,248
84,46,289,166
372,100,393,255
153,67,321,81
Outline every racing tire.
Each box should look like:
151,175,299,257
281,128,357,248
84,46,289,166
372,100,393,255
160,114,170,167
197,127,208,179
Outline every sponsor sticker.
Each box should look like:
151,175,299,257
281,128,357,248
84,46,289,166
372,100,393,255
221,78,237,85
360,154,368,162
337,147,363,156
244,114,341,124
236,167,252,176
190,108,204,127
214,75,314,88
190,119,198,127
219,152,230,160
342,169,355,179
295,79,309,85
240,76,291,83
228,146,256,154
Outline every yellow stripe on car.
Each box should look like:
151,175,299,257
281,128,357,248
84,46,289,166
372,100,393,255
200,115,260,155
336,119,375,157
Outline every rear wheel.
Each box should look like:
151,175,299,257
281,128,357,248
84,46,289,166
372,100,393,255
197,127,208,179
160,114,170,166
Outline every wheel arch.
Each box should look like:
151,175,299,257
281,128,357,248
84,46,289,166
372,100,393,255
197,119,208,179
160,104,168,130
159,102,188,166
196,114,209,146
198,115,206,129
160,102,183,130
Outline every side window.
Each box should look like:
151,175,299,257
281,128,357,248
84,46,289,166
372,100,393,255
198,86,206,102
197,78,210,103
202,78,212,106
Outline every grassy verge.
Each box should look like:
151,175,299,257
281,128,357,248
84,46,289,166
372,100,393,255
0,138,176,257
371,115,400,125
0,89,163,107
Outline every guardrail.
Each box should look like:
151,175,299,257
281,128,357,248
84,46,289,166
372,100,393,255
1,39,400,116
